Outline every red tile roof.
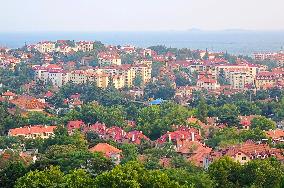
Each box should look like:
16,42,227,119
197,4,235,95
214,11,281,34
2,90,16,97
10,96,46,110
67,120,85,131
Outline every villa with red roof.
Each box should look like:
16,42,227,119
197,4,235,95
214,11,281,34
2,90,17,100
265,129,284,143
67,120,86,134
205,140,284,169
89,143,122,164
8,125,57,139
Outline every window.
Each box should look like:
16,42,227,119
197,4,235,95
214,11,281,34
242,157,247,160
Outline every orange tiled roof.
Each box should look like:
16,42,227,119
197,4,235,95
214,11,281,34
2,90,16,97
266,130,284,140
10,96,46,110
9,125,57,136
89,143,122,158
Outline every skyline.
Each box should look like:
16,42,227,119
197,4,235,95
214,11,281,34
1,0,284,32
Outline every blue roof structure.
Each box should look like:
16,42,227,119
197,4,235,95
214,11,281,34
149,98,165,105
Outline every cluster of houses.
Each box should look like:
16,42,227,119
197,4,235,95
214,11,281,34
1,41,284,97
6,115,284,168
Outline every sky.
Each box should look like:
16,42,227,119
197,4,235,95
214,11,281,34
1,0,284,32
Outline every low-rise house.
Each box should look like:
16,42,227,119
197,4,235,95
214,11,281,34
265,129,284,143
76,41,94,52
67,120,86,134
177,140,212,167
123,130,150,145
156,126,202,147
35,41,56,53
2,90,17,100
239,115,259,130
89,143,122,164
10,95,47,112
8,125,57,139
205,140,284,168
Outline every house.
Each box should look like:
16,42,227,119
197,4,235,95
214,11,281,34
89,143,122,164
10,95,46,112
123,130,150,145
175,86,194,98
105,126,125,142
35,41,56,53
76,41,94,52
8,125,57,139
33,64,65,87
239,115,259,130
121,45,135,54
67,120,86,134
196,76,220,90
98,52,121,66
206,140,284,168
156,127,202,146
255,71,284,90
265,129,284,143
2,90,17,100
176,140,212,167
84,122,107,136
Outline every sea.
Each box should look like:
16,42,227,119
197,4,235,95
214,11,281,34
0,30,284,56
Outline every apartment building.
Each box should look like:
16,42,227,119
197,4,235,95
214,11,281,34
228,72,249,89
35,41,56,53
255,71,284,89
76,41,94,52
66,70,109,88
98,52,122,66
33,64,65,87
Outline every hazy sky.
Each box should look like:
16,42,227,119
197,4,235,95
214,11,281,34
1,0,284,32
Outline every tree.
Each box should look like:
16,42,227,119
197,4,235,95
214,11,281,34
64,169,96,188
218,104,240,127
95,161,183,188
196,96,208,123
15,166,64,188
218,69,229,85
236,101,261,116
164,168,215,188
137,102,192,139
174,71,190,87
144,77,175,100
251,116,276,130
120,144,138,164
32,144,114,175
208,156,242,188
0,161,28,188
133,73,143,87
241,158,284,188
15,166,97,188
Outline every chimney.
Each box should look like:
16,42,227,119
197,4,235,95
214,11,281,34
191,132,195,141
168,133,172,142
198,129,201,135
132,134,135,142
